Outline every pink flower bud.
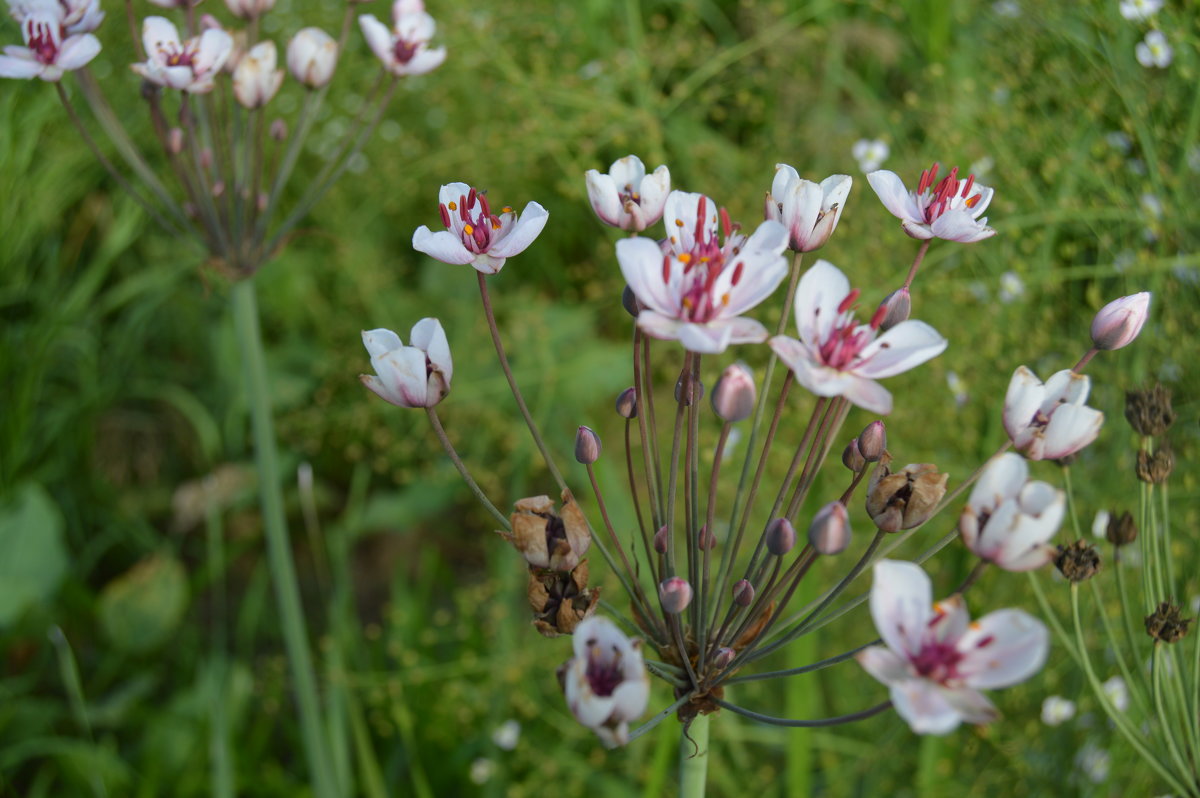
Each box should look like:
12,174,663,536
574,425,602,464
659,577,693,614
653,525,669,554
765,517,796,556
167,127,184,155
1090,292,1150,351
842,438,866,472
269,118,287,141
732,579,755,606
615,387,638,419
711,362,756,422
857,421,886,462
211,180,225,198
697,525,717,550
876,288,911,332
808,502,850,555
711,646,736,668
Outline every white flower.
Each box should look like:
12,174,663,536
947,371,968,408
225,0,274,19
1102,676,1129,712
998,271,1024,303
412,183,548,275
561,616,650,748
1076,743,1111,783
233,40,283,108
1041,695,1076,725
359,0,446,77
618,191,789,354
1091,510,1111,539
1003,366,1104,461
959,453,1065,571
491,719,520,751
1136,30,1172,68
468,758,494,785
359,319,452,408
0,1,101,81
585,155,670,232
8,0,105,35
287,27,338,88
852,138,889,172
856,560,1049,734
768,260,947,414
1120,0,1162,21
867,164,995,243
763,164,852,253
131,17,233,93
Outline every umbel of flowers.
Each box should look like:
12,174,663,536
360,155,1150,755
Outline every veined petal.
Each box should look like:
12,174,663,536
585,170,621,226
854,320,947,378
608,154,645,189
1043,369,1090,408
719,222,788,316
929,209,995,243
890,680,964,734
56,33,101,70
635,310,685,343
839,374,893,414
723,316,769,345
869,559,931,659
412,226,475,265
956,608,1048,689
900,219,936,240
782,178,823,248
143,16,181,59
1039,404,1103,460
867,170,922,224
820,173,853,211
1003,366,1044,440
373,345,428,407
489,201,548,257
618,237,678,316
771,163,799,200
794,259,850,348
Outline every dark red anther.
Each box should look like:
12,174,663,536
694,195,708,242
975,634,995,648
923,162,940,193
467,186,477,209
478,191,491,218
837,288,860,314
868,301,888,330
730,261,744,286
438,203,452,227
719,207,732,239
662,255,671,284
473,225,489,249
489,214,502,229
458,195,470,222
961,174,975,199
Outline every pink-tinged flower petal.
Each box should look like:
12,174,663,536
1042,369,1090,409
939,687,999,725
889,680,965,734
1038,404,1103,460
676,322,734,354
610,677,650,723
56,33,101,71
717,221,788,315
820,174,853,212
585,170,621,226
1003,366,1044,441
869,559,931,659
143,16,181,56
967,452,1026,513
618,237,678,316
900,219,936,240
928,595,970,643
409,317,452,384
998,544,1057,572
722,316,770,345
372,345,428,407
362,328,403,359
839,373,893,414
635,309,684,342
867,170,922,224
358,14,394,65
488,201,548,257
639,165,671,221
771,163,800,201
929,208,995,243
856,645,910,683
401,46,445,75
412,226,475,265
1091,292,1150,350
782,178,823,248
794,259,850,348
163,64,197,89
194,28,233,74
974,499,1021,559
608,154,645,190
964,183,994,218
854,320,947,379
469,253,505,275
663,191,715,254
956,608,1049,689
0,52,44,78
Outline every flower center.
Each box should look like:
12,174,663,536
662,196,744,324
910,640,963,682
915,162,983,224
439,187,508,254
23,17,60,64
158,41,199,68
816,289,888,371
393,38,419,64
585,645,624,697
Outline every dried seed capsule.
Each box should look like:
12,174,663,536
1125,383,1175,437
1054,539,1101,582
1105,510,1137,547
1144,601,1192,644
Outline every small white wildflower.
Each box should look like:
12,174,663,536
946,371,968,408
1140,193,1164,219
1120,0,1163,21
1136,31,1172,68
469,758,495,785
851,139,889,172
999,271,1025,303
1091,510,1111,539
968,155,995,179
1105,131,1133,153
1041,695,1077,726
1102,676,1129,711
1075,743,1110,783
1113,250,1135,273
491,719,521,751
993,0,1020,16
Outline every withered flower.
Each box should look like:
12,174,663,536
528,562,600,637
1055,540,1101,582
1125,383,1176,437
500,491,591,571
1106,510,1138,547
1145,601,1192,644
866,456,948,533
1136,443,1174,484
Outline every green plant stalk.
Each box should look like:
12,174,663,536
785,577,815,798
1151,644,1195,794
205,504,235,798
231,278,338,798
679,713,710,798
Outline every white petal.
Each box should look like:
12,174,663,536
794,259,850,348
638,165,671,220
1042,369,1090,408
866,170,922,224
939,687,999,725
358,14,395,66
676,322,734,354
489,201,548,257
890,680,964,734
610,677,649,722
869,559,932,659
194,28,233,75
930,209,995,243
409,317,452,385
371,346,427,407
585,170,621,226
0,53,43,78
608,154,645,189
820,174,853,210
618,237,677,316
857,646,910,684
723,316,769,345
412,227,474,265
142,16,181,60
362,328,403,359
56,33,101,70
399,46,445,76
782,178,822,249
966,452,1026,513
854,320,947,379
635,310,684,342
900,219,936,240
771,163,799,200
1002,366,1044,441
839,374,893,414
719,224,788,316
1039,405,1103,460
956,609,1049,689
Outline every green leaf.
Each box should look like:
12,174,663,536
98,553,189,653
0,483,68,626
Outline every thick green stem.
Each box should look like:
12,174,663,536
231,279,339,798
678,713,710,798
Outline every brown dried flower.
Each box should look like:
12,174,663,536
1145,601,1192,644
528,561,600,637
1136,443,1174,484
499,491,591,571
1055,539,1101,582
865,456,948,533
1124,383,1176,437
1105,510,1138,547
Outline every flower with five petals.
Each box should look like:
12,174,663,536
856,559,1049,734
559,616,650,748
359,319,452,408
958,453,1064,571
1003,366,1103,460
585,155,670,232
763,164,852,252
412,183,549,275
768,260,947,414
359,0,446,77
867,163,995,243
131,17,233,93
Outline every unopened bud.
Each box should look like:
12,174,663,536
1125,383,1175,437
199,147,213,170
674,372,704,406
857,421,886,462
1090,292,1150,351
1055,539,1100,582
842,438,866,472
659,577,693,614
257,192,268,212
765,518,796,556
574,425,602,464
865,457,948,533
211,180,225,198
711,362,756,422
876,288,911,332
808,502,850,555
167,127,184,154
653,525,669,554
732,579,754,606
270,118,288,141
615,387,638,419
199,13,222,29
621,284,640,318
711,646,736,669
287,27,338,89
1106,510,1138,547
697,525,717,551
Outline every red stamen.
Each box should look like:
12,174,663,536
662,255,671,284
694,196,708,242
837,289,860,314
730,261,744,286
961,174,975,199
458,196,470,222
438,203,451,227
925,162,940,192
467,187,477,209
719,207,732,239
478,192,491,218
868,301,888,330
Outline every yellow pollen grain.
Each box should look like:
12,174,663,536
682,298,693,309
678,253,692,264
675,219,685,227
969,621,982,630
502,206,513,213
721,293,730,306
491,221,501,230
448,201,457,210
463,224,474,235
699,256,709,263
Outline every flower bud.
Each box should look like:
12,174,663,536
865,457,948,533
653,524,669,554
765,518,796,556
1055,539,1100,582
167,127,184,154
659,577,693,614
1145,601,1192,644
574,425,602,464
615,387,638,419
621,284,640,318
876,288,911,332
857,421,886,462
711,646,736,669
287,26,338,89
211,180,225,198
1090,292,1150,351
234,41,285,109
674,372,704,406
697,525,717,551
842,438,866,472
200,148,213,169
500,492,591,572
808,502,850,555
711,362,756,422
269,118,287,141
1105,510,1138,547
1125,383,1175,437
732,579,754,606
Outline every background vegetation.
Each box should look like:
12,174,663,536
1,0,1197,795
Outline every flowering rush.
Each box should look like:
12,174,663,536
131,17,233,93
1003,366,1103,460
867,163,995,243
0,0,102,81
958,453,1065,571
857,559,1049,734
359,0,446,77
763,164,852,253
585,155,671,232
412,182,549,275
359,319,452,408
559,616,650,748
617,191,789,354
769,260,947,414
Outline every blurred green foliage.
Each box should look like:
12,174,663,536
0,0,1197,795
